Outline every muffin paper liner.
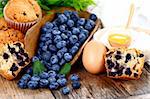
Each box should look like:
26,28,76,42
3,3,42,33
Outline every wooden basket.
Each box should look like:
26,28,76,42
24,7,103,65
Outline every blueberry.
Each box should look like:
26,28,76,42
57,14,68,24
107,60,114,69
48,70,57,78
125,68,132,76
72,27,80,35
77,18,86,26
41,52,51,61
61,33,68,40
60,47,68,53
30,75,40,82
52,21,58,27
50,55,59,64
109,72,117,77
59,25,67,32
69,35,78,44
45,33,53,39
61,87,70,95
17,79,28,89
80,29,89,37
48,77,57,83
32,56,39,62
45,63,52,70
66,31,72,37
59,58,66,66
41,27,47,34
52,30,61,35
79,33,87,43
84,23,93,31
48,45,57,52
64,53,72,62
75,43,80,47
52,64,60,72
72,81,81,89
27,81,39,89
21,74,31,81
125,54,131,63
70,74,80,81
70,46,78,55
49,82,59,90
56,41,67,49
89,14,97,21
57,74,66,79
45,40,52,45
39,79,49,88
39,72,49,79
85,19,95,31
26,67,33,75
67,20,74,27
115,55,122,60
45,22,54,29
64,10,72,19
139,54,144,57
54,35,62,44
39,42,44,48
53,26,59,30
57,78,67,87
87,19,95,27
42,45,48,51
71,11,79,22
40,34,46,42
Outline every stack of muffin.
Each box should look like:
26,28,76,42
0,0,42,80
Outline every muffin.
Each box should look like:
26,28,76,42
0,18,25,44
4,0,42,33
0,18,7,30
105,48,145,80
0,42,30,80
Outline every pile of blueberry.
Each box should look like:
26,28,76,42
37,10,97,71
18,10,97,95
18,68,80,95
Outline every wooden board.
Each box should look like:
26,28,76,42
1,59,150,99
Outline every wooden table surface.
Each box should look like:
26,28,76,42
1,58,150,99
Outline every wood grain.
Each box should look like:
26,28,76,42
0,60,150,99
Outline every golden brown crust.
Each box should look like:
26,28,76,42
5,0,41,23
0,29,24,45
105,48,145,80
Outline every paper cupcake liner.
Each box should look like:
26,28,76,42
3,3,42,33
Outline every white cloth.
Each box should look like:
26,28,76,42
88,0,150,29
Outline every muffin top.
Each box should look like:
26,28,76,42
0,18,25,44
0,18,8,30
5,0,41,23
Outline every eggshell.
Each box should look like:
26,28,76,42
82,40,107,74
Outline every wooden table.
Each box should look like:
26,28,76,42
1,58,150,99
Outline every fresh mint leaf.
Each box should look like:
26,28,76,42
33,60,47,75
59,63,71,75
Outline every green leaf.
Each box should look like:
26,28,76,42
37,0,51,11
45,0,60,5
0,13,3,18
46,11,54,15
33,60,47,75
59,63,71,75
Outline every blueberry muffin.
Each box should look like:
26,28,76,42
105,48,145,80
0,29,24,45
3,0,42,33
5,0,41,23
0,42,30,80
